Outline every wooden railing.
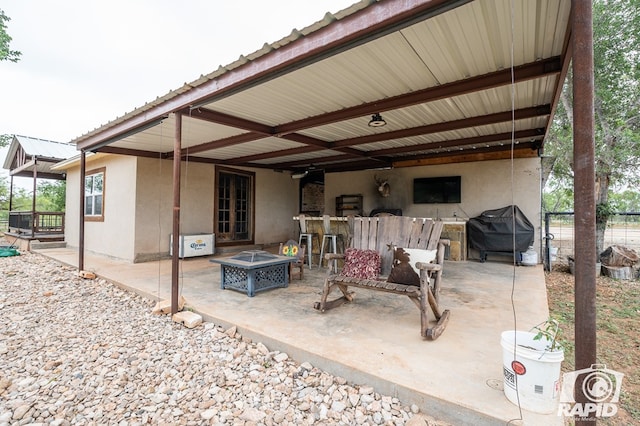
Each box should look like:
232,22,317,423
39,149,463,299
8,211,65,235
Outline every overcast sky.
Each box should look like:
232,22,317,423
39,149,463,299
0,0,355,143
0,1,355,187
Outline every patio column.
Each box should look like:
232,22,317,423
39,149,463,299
171,112,182,315
32,157,37,237
79,151,86,271
9,175,13,212
572,1,596,423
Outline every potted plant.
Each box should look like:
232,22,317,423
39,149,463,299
501,318,565,414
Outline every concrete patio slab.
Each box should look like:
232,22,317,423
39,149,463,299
33,246,563,425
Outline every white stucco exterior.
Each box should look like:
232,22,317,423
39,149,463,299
61,154,542,263
63,154,300,262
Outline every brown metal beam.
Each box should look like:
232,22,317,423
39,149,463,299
321,159,393,173
226,107,549,166
10,171,67,180
226,145,326,164
188,107,274,134
181,132,265,155
332,105,551,148
275,59,560,135
96,146,170,159
369,128,545,156
392,143,540,167
268,153,357,169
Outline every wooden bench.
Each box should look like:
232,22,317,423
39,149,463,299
313,216,451,340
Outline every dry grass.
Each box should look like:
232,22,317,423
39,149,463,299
545,265,640,424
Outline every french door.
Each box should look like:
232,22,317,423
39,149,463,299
215,167,254,244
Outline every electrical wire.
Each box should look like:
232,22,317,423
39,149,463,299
157,123,164,302
508,0,524,422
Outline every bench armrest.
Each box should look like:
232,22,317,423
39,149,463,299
415,262,442,272
325,253,345,261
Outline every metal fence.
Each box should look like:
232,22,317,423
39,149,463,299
544,212,640,270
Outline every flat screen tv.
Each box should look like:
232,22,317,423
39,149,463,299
413,176,461,204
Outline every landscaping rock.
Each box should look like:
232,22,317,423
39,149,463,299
0,251,440,425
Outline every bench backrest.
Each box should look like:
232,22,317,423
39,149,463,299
348,216,443,275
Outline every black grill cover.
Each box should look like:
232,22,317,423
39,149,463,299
468,205,534,253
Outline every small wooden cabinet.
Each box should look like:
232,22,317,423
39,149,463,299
442,221,467,261
335,194,363,216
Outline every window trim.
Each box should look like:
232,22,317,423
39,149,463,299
84,167,105,222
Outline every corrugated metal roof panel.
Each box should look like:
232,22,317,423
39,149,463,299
14,135,77,159
68,0,571,171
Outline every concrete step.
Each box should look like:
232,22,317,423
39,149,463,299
31,241,67,250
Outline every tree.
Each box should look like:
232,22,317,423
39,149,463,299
545,0,640,254
1,9,21,62
0,134,11,148
37,181,66,212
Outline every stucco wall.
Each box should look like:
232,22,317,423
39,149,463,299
132,162,299,260
254,169,300,245
63,155,542,263
134,157,216,262
324,158,543,259
63,154,138,261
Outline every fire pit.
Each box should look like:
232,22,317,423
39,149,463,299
210,250,296,297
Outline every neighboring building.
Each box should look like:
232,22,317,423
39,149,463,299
2,135,77,246
52,0,572,264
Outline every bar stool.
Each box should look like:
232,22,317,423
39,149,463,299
298,214,319,269
319,214,345,269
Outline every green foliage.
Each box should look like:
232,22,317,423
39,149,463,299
0,134,11,148
0,176,8,218
0,9,21,62
0,180,65,222
532,318,563,352
545,0,640,253
609,190,640,212
37,181,66,212
546,0,640,189
596,201,616,222
542,178,574,212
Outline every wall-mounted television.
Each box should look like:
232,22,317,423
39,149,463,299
413,176,461,204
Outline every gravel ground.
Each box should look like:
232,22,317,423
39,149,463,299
0,249,447,426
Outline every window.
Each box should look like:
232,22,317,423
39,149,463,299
85,168,105,221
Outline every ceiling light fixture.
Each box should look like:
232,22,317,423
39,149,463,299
291,170,309,179
368,113,386,127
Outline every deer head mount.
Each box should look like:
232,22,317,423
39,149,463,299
374,175,391,198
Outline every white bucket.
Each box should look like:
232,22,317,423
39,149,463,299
501,330,564,414
549,246,558,261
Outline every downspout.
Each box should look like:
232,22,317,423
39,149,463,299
79,151,86,271
171,113,182,315
572,1,596,423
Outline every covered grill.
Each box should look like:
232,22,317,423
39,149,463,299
468,205,535,262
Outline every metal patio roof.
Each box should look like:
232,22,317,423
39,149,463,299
3,135,77,179
72,0,572,175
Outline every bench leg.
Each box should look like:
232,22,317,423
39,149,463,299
419,280,450,340
313,278,354,311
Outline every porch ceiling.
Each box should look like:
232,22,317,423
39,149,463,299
72,0,572,174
